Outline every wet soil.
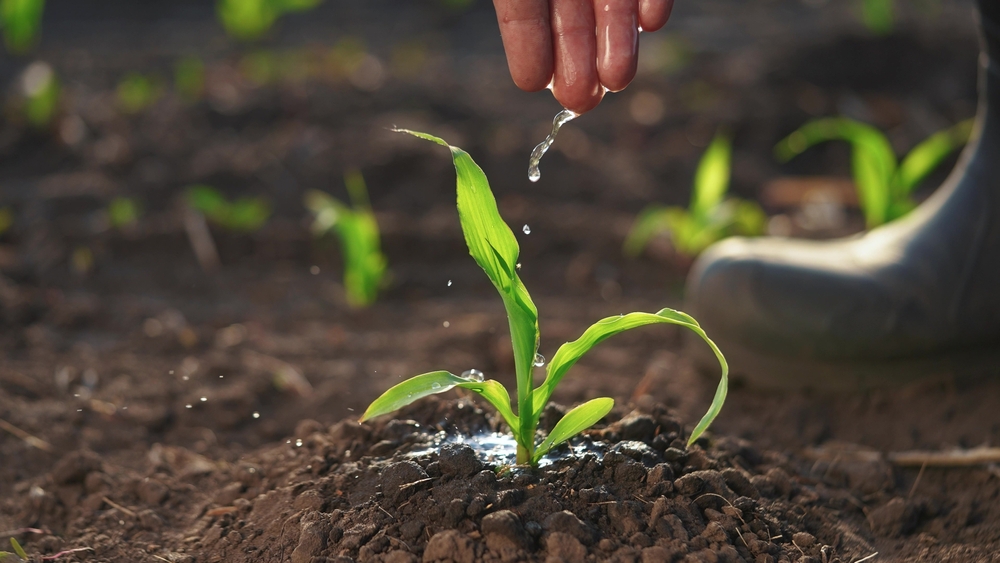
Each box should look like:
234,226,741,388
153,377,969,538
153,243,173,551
3,1,1000,562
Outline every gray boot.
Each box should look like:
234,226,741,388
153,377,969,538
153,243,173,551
685,1,1000,389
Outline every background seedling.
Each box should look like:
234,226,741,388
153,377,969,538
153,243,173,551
19,61,60,128
174,56,206,102
775,117,973,228
0,207,12,236
860,0,894,35
624,132,766,258
185,185,271,233
0,537,28,561
361,131,729,466
217,0,322,41
305,170,387,308
108,197,141,230
1,0,44,54
116,73,163,114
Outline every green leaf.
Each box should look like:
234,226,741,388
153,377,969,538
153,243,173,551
623,205,670,257
304,175,386,308
691,132,732,221
186,185,228,219
532,308,728,446
775,118,897,228
1,0,45,54
359,371,519,434
396,128,539,460
895,118,974,193
225,198,271,232
532,397,614,463
9,539,26,561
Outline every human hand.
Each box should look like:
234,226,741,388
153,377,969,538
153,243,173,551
492,0,673,114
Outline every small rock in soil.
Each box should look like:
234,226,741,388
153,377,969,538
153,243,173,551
542,511,595,545
438,444,482,478
423,529,475,563
868,497,918,538
544,532,586,562
481,509,533,556
380,460,429,504
615,412,657,442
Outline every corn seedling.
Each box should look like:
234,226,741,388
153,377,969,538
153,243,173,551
217,0,322,41
1,0,44,54
775,117,974,228
304,170,387,308
116,73,163,114
19,61,59,128
0,537,29,561
859,0,894,35
174,56,206,102
624,132,766,258
185,185,271,233
108,197,141,230
361,131,729,467
0,207,12,235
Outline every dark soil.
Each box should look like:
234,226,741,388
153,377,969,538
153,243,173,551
3,1,1000,562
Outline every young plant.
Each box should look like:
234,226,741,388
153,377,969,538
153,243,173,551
116,73,163,114
304,170,388,308
859,0,894,36
361,131,729,467
19,61,60,128
108,197,141,230
217,0,322,41
174,56,206,102
1,0,44,54
185,185,271,232
0,537,29,561
624,132,766,258
775,117,974,228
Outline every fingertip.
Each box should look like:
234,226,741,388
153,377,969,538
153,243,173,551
638,0,673,32
511,66,554,93
553,83,604,114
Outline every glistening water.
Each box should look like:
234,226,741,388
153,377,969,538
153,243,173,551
408,430,602,468
527,109,578,182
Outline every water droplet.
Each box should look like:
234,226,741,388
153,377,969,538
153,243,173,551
407,392,413,398
522,224,531,235
528,108,578,182
310,265,320,275
253,411,260,419
516,263,522,270
447,280,452,287
461,369,485,382
431,382,442,390
185,404,192,409
200,397,207,402
533,353,546,367
295,439,303,447
443,321,450,328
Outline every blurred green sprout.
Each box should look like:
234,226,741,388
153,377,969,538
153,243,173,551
361,131,729,467
174,56,206,102
217,0,322,41
0,206,13,235
0,537,28,561
19,61,60,128
1,0,44,54
116,73,163,114
775,117,974,228
625,132,767,258
186,185,271,233
108,197,141,229
860,0,894,35
305,171,388,308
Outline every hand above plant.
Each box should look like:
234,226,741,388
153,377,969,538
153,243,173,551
492,0,674,114
361,130,728,467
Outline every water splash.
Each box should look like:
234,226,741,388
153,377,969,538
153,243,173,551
528,109,578,182
407,431,603,468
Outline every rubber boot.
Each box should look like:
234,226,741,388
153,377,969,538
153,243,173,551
684,0,1000,389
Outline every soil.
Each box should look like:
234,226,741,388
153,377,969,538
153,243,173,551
2,1,1000,562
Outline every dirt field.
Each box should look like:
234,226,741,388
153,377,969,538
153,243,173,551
2,1,999,561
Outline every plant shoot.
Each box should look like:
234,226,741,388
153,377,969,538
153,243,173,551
361,131,729,466
1,0,44,54
185,185,271,233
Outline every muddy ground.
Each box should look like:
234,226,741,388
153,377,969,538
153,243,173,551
2,1,1000,561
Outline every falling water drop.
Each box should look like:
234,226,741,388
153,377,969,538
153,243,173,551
522,224,531,235
253,412,260,419
533,353,546,367
447,280,452,287
528,109,578,182
461,369,485,382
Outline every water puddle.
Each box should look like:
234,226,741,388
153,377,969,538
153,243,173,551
528,109,578,182
407,430,603,468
